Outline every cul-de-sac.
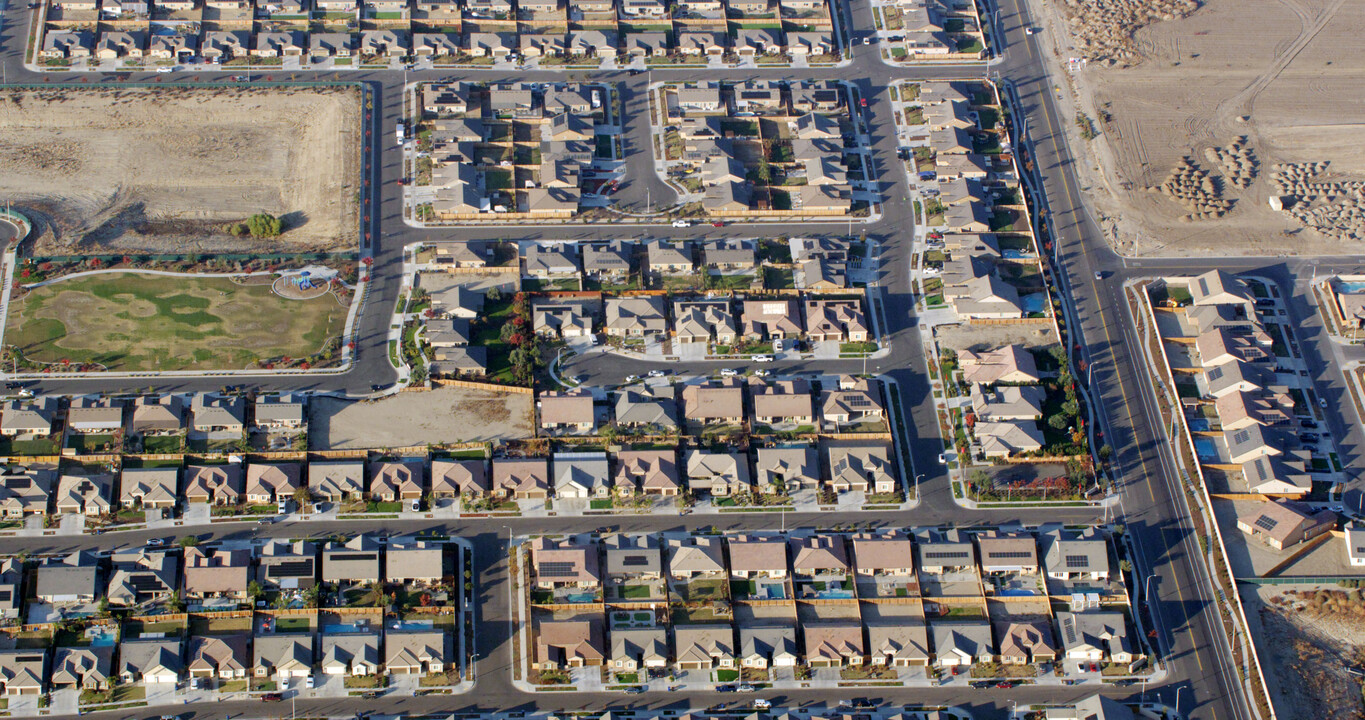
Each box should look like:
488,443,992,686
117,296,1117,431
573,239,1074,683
0,0,1362,719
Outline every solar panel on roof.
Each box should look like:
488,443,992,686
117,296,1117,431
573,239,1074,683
1064,555,1090,568
988,551,1033,559
539,561,579,577
270,560,315,578
1254,515,1278,531
621,556,649,567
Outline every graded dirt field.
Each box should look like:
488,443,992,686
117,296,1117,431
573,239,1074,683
308,387,534,450
4,273,347,371
1040,0,1365,256
0,86,361,254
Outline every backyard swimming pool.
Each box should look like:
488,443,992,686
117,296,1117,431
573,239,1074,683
1193,438,1219,460
1021,293,1048,314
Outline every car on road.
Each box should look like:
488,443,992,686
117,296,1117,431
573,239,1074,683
370,384,387,392
938,452,948,464
671,220,692,228
1094,271,1105,280
1320,396,1329,409
720,368,739,377
261,693,283,703
753,699,771,709
737,684,755,692
859,98,868,108
711,221,725,227
753,355,773,362
625,375,639,383
647,369,667,377
146,537,166,547
624,686,645,694
715,685,736,693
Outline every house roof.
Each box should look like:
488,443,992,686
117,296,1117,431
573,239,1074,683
530,536,600,585
535,619,604,665
308,461,365,498
866,622,930,662
1041,528,1109,576
851,532,914,573
189,635,249,674
674,624,735,662
1055,611,1131,658
369,460,424,497
754,447,818,488
828,445,895,490
120,467,179,506
614,450,679,493
602,533,661,576
119,639,182,677
582,241,633,274
667,536,726,575
803,623,865,660
51,646,113,687
614,390,678,429
605,296,667,334
254,394,306,425
681,382,744,420
245,463,301,497
959,345,1040,385
611,626,667,662
386,630,449,669
191,394,246,429
932,621,993,661
183,547,251,594
683,450,750,487
916,529,974,567
739,624,797,661
320,633,380,671
727,535,788,574
493,458,550,495
751,380,814,419
1235,499,1336,547
387,541,445,581
553,452,610,494
996,619,1056,661
975,421,1045,456
790,535,849,572
431,459,489,495
540,391,595,425
976,531,1039,570
254,635,314,672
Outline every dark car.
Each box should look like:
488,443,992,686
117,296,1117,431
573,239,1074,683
1301,419,1319,429
1299,433,1320,443
625,687,645,694
261,693,284,703
715,685,737,693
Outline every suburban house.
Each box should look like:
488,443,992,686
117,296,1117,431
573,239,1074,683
916,529,975,573
582,241,633,279
118,640,182,685
674,300,738,345
605,296,668,336
667,536,726,579
190,394,246,436
701,239,756,271
1043,696,1138,720
727,534,788,579
529,536,600,589
359,29,410,57
54,472,113,516
751,380,815,427
308,461,366,503
322,535,382,583
603,533,662,584
1235,499,1336,551
804,623,865,667
613,450,681,496
256,540,317,591
933,622,995,668
996,620,1057,665
94,31,146,60
253,635,314,680
106,549,177,605
188,635,249,680
534,618,604,670
321,634,380,677
553,452,611,499
683,450,751,497
539,391,596,433
610,627,668,673
369,460,425,502
976,531,1040,574
39,30,93,60
492,458,551,499
182,547,251,599
827,444,897,494
805,299,869,342
1,397,58,436
959,345,1042,385
245,463,302,505
821,377,885,427
739,625,798,669
50,646,113,691
673,624,736,670
644,240,695,276
790,535,849,581
524,244,581,278
1055,611,1139,670
681,380,745,428
253,394,306,432
66,396,125,435
867,622,931,667
753,447,818,494
119,467,179,510
1041,528,1111,581
431,286,484,319
431,459,489,500
851,531,915,577
310,33,354,57
740,300,803,340
414,33,461,57
386,631,451,674
533,304,592,338
35,552,99,603
613,389,678,433
971,385,1045,422
0,467,55,518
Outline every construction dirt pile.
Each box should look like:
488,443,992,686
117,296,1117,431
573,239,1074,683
1257,589,1365,720
0,85,362,254
1036,0,1365,256
1057,0,1199,66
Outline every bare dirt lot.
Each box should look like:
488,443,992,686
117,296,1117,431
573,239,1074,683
309,386,534,450
0,86,361,254
1041,0,1365,256
1250,586,1365,720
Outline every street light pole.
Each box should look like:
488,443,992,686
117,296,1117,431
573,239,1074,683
914,474,924,500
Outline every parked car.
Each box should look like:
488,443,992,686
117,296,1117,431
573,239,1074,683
1300,419,1319,429
716,685,736,693
720,368,739,377
261,693,284,703
671,220,692,228
753,699,771,709
625,375,639,383
938,453,948,464
146,537,166,547
753,355,774,362
410,499,421,512
625,686,645,694
738,684,756,692
647,370,667,377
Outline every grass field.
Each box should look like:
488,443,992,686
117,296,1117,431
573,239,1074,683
6,273,347,371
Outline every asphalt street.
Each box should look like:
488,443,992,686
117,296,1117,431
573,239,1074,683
0,0,1329,716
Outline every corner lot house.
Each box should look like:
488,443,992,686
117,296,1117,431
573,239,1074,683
0,650,46,695
386,631,451,674
535,618,604,670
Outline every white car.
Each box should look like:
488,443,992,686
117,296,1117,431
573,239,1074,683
305,676,315,689
410,500,420,512
753,700,771,710
647,369,667,377
772,339,784,352
625,375,639,383
753,355,774,363
157,66,175,73
754,369,770,377
1025,27,1038,35
938,452,948,464
720,368,739,377
671,220,692,228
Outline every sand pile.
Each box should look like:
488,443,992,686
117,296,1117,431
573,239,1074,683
1058,0,1200,65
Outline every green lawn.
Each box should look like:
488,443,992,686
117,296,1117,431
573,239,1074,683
7,273,345,371
142,434,186,453
276,617,312,632
621,584,651,599
66,433,117,453
764,268,795,289
0,435,59,455
716,669,739,682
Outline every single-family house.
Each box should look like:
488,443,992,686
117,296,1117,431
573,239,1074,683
805,299,869,342
431,459,489,500
674,300,738,344
739,625,798,669
322,535,381,583
727,534,788,579
539,391,596,433
605,296,668,336
253,394,306,432
54,472,113,516
1055,611,1138,669
183,547,251,599
753,446,817,494
803,623,865,667
996,620,1056,665
614,450,680,496
106,549,177,605
850,531,915,577
751,380,815,427
386,631,451,674
867,622,931,666
534,619,604,669
129,395,186,437
1235,499,1336,551
35,552,99,603
740,300,802,340
256,539,317,591
553,452,611,499
66,396,124,434
613,389,678,433
245,463,302,505
369,460,424,502
611,627,668,672
673,624,735,670
320,634,380,676
308,461,365,503
827,444,897,494
932,622,994,667
529,536,600,589
683,450,751,497
492,458,551,499
118,640,181,685
916,529,975,573
0,650,46,696
191,394,246,435
667,536,726,579
253,635,314,679
0,397,58,436
681,381,745,427
188,635,249,680
976,531,1039,574
50,646,113,691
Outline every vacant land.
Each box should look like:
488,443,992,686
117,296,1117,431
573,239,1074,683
1041,0,1365,256
309,386,534,449
5,273,346,371
0,86,361,253
1251,587,1365,720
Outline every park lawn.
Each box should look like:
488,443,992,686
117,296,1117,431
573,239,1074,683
6,273,346,372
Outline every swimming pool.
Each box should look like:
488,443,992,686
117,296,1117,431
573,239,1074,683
1188,418,1211,432
817,590,855,599
322,623,366,634
565,592,597,603
85,626,116,647
1021,293,1048,314
1193,438,1219,460
1002,249,1035,259
390,620,434,631
997,589,1037,597
1337,282,1365,294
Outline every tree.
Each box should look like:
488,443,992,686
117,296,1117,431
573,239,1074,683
1061,399,1080,417
1047,413,1069,430
245,213,284,238
248,580,265,601
167,590,185,613
178,535,199,548
292,485,311,510
97,597,111,618
302,585,321,609
1119,559,1133,573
